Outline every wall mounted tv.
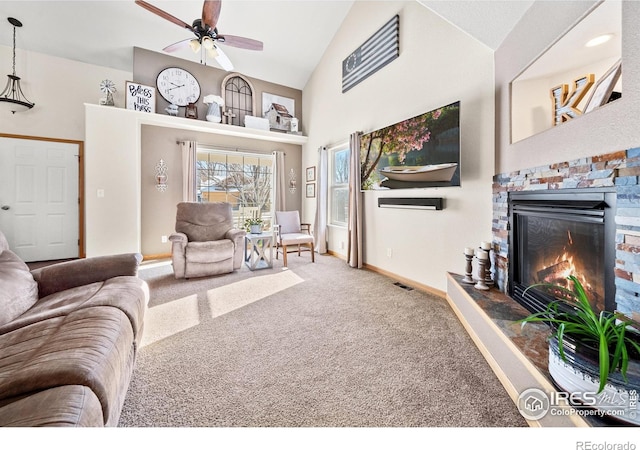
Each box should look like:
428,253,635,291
360,101,460,190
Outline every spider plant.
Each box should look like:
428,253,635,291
518,275,640,393
243,216,263,233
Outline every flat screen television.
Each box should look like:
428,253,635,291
360,101,460,190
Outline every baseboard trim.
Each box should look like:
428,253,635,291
363,263,445,299
143,253,171,261
326,250,346,260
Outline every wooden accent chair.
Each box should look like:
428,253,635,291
274,210,315,267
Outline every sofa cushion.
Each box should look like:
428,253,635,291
280,232,315,246
186,240,234,263
0,249,39,328
0,385,103,427
0,277,149,348
275,210,302,234
0,306,135,425
175,202,234,242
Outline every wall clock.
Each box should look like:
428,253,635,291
156,67,201,107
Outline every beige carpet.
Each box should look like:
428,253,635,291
118,253,527,427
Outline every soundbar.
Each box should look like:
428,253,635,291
377,197,443,210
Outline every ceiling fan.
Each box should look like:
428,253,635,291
135,0,263,71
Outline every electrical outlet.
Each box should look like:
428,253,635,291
340,241,345,250
161,235,168,243
97,189,105,198
386,248,393,258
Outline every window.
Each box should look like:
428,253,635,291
329,146,350,226
196,148,274,229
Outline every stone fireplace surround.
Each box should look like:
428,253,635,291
492,148,640,321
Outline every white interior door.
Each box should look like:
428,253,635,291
0,137,79,262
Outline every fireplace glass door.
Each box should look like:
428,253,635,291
517,214,605,311
508,188,616,314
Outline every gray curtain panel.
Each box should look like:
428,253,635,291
347,132,363,268
313,146,328,254
180,141,197,202
274,151,286,212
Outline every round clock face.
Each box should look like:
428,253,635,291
156,67,201,107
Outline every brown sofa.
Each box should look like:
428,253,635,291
0,230,149,427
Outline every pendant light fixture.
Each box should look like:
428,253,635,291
0,17,35,114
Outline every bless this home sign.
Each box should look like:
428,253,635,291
125,81,156,113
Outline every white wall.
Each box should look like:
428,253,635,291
85,105,142,257
0,45,131,140
302,1,495,292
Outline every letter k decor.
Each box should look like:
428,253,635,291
550,73,595,126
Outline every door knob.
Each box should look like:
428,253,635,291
1,205,9,210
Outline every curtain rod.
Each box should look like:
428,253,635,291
325,139,350,152
175,141,284,157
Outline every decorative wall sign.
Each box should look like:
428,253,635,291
549,74,594,126
342,14,399,93
125,81,156,113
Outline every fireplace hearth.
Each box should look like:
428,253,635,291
508,188,616,314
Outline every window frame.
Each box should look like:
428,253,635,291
195,146,275,229
328,144,350,227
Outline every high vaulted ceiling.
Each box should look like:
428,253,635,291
0,1,534,90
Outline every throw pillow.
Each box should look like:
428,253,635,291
0,250,39,327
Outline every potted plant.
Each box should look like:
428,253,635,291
518,275,640,424
243,215,263,234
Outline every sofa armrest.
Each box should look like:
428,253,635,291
225,228,247,244
30,253,143,299
169,232,187,244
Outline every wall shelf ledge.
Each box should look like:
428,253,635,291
85,103,308,145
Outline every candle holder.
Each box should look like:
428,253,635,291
462,252,475,284
484,247,494,286
474,254,490,291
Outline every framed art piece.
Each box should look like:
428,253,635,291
306,183,316,198
262,92,295,131
584,59,622,113
306,166,316,182
125,81,156,113
360,101,460,190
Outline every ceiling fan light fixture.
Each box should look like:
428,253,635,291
189,38,201,53
207,45,219,58
202,36,215,50
0,17,34,114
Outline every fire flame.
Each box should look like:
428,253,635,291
538,230,591,292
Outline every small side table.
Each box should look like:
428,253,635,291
245,231,274,270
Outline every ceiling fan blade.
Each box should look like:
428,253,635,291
217,34,264,51
202,0,222,29
135,0,193,31
163,38,193,53
211,45,234,71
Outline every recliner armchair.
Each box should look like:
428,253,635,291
169,202,246,279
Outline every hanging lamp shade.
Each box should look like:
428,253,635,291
0,17,34,114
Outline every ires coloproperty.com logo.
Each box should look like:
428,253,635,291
516,387,638,421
